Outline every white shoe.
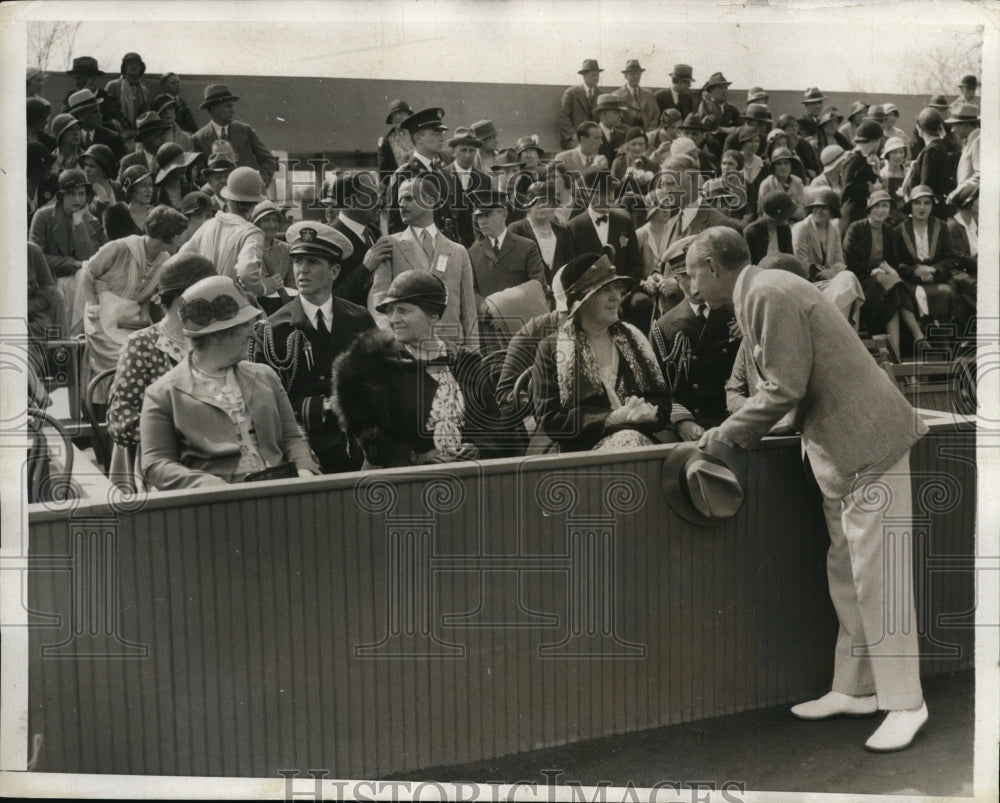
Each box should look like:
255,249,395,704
791,691,878,720
865,702,928,752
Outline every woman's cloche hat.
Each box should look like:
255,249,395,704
560,251,634,318
375,270,448,316
178,275,262,336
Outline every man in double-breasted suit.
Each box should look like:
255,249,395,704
691,226,929,754
369,176,478,348
611,59,661,132
190,83,275,172
558,58,603,149
254,221,376,474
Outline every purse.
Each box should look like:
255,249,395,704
243,461,299,482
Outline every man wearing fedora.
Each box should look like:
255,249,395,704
62,56,118,126
690,225,929,754
370,176,478,349
559,59,604,149
104,52,150,143
470,119,502,173
254,220,376,474
698,72,741,144
158,73,198,134
593,94,628,165
953,75,979,110
442,127,492,247
797,87,828,140
467,190,547,301
945,104,980,207
655,64,696,119
612,60,661,132
118,111,172,175
386,108,459,238
67,88,126,159
191,83,275,173
180,166,282,300
377,99,415,183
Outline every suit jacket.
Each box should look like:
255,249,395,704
791,217,846,272
565,209,644,283
80,126,127,160
552,146,607,177
598,125,627,165
654,87,694,118
331,216,382,306
191,120,274,171
650,301,739,427
140,358,319,490
468,231,547,299
559,84,599,148
717,265,926,498
904,138,955,218
612,85,661,131
386,155,457,238
661,206,741,251
441,162,493,247
743,218,793,264
507,217,575,281
893,218,959,283
28,203,104,278
839,151,879,232
368,227,479,348
254,294,375,457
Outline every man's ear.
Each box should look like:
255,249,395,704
330,263,342,284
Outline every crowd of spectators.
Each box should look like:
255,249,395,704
24,54,981,491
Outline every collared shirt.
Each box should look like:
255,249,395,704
411,151,435,171
299,295,334,331
452,164,472,190
409,222,439,240
490,230,507,253
337,214,368,241
599,123,615,142
210,120,230,140
680,205,701,233
587,206,610,245
688,300,709,319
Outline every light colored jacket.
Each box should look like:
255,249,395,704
179,211,266,295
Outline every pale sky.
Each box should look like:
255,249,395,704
11,0,990,93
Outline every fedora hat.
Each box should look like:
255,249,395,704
866,189,892,210
578,59,603,74
802,87,827,104
742,103,772,123
205,151,237,173
820,144,847,168
66,56,103,76
561,252,634,318
804,187,840,213
471,119,500,140
515,135,545,158
447,126,483,148
679,113,707,131
761,191,799,223
670,64,694,81
385,99,413,125
660,440,746,526
399,107,448,134
594,93,628,113
154,142,203,184
286,220,353,263
66,88,103,114
703,72,732,90
177,276,262,336
133,111,172,141
375,270,448,316
945,103,980,124
80,144,118,177
200,83,240,110
50,113,81,143
927,94,950,110
622,59,646,73
746,86,768,103
220,166,266,204
853,120,884,143
151,92,177,115
120,52,146,76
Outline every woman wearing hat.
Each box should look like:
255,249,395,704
152,93,193,151
811,106,852,153
843,190,924,356
734,126,765,218
332,270,502,468
106,253,219,486
140,275,319,489
743,191,799,264
902,108,955,219
531,252,673,453
647,108,683,158
153,142,203,210
757,147,806,221
838,101,868,145
80,204,189,380
251,201,294,315
377,100,415,182
611,128,657,192
80,144,124,211
878,137,910,226
50,113,85,172
104,52,150,141
103,164,155,240
839,120,885,236
508,181,576,284
29,168,106,332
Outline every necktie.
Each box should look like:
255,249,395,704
777,225,793,254
419,229,434,263
220,126,229,141
696,303,708,319
595,214,609,225
315,309,328,336
82,131,91,148
364,226,376,248
492,239,501,259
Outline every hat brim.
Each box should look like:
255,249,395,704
385,109,413,125
200,94,240,110
803,95,827,104
69,98,103,113
578,68,604,74
181,303,261,337
220,186,266,204
660,440,746,526
136,123,173,139
866,195,892,210
156,153,203,184
67,68,104,76
567,275,635,318
448,136,484,148
945,115,979,125
374,292,447,315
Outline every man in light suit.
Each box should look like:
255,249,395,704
612,59,661,132
190,83,275,173
690,226,929,753
369,176,478,348
558,58,603,149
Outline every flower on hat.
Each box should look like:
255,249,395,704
179,294,241,328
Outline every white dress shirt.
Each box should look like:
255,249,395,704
587,206,610,245
298,295,334,331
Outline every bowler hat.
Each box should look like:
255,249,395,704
151,93,177,115
133,111,172,141
817,106,843,126
220,166,266,204
742,103,772,123
660,440,746,526
154,143,203,184
120,52,146,76
471,119,500,140
804,187,840,213
178,276,262,336
66,56,104,76
820,144,846,167
515,135,545,158
881,137,907,157
51,113,81,144
853,120,884,143
959,75,978,90
385,99,413,125
578,59,604,74
119,165,152,193
927,94,950,110
761,191,798,223
561,252,634,318
286,220,353,262
66,88,103,114
703,72,732,90
375,270,448,316
623,59,646,73
746,87,768,103
802,87,827,104
57,168,90,193
80,144,118,177
400,107,448,134
594,93,628,113
200,83,240,110
670,64,694,81
945,103,980,124
447,126,483,148
866,189,892,210
679,113,706,131
846,101,868,119
180,191,212,217
158,253,217,296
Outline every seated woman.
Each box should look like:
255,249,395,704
333,271,503,468
757,147,806,221
80,204,189,381
765,129,807,182
743,190,798,264
791,187,865,326
140,275,319,489
946,184,978,329
531,252,673,453
252,200,294,315
79,144,123,218
736,126,764,216
153,142,203,210
103,165,154,240
50,113,84,173
612,127,658,192
106,253,218,487
843,190,924,356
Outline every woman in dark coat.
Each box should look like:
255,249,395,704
839,120,885,237
332,271,503,468
843,190,924,356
